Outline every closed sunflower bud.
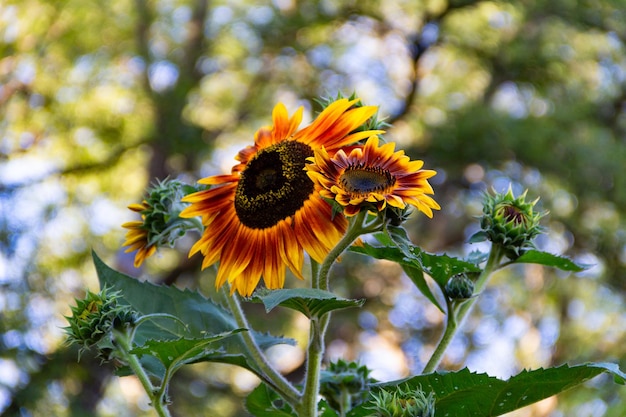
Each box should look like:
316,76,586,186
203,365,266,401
64,286,136,359
479,186,545,260
445,273,475,300
320,360,376,412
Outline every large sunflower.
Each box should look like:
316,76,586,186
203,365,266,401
306,135,440,218
180,98,382,296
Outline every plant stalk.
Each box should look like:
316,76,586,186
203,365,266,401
222,288,301,405
112,328,172,417
299,211,376,416
422,244,505,374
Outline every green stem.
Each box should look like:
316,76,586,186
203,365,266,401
112,329,172,417
422,244,505,374
299,314,330,417
338,387,352,417
318,211,377,290
299,211,379,417
221,288,301,405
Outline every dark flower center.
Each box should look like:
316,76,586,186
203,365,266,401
339,165,396,195
235,140,314,229
497,203,528,226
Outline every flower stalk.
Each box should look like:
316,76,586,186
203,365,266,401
112,328,172,417
221,287,301,406
301,210,382,417
422,244,505,374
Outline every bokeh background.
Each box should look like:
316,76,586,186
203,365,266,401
1,0,625,416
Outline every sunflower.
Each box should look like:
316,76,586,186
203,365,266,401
180,98,382,296
122,202,157,268
306,135,440,218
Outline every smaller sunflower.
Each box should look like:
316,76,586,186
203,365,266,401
306,135,440,218
122,202,157,268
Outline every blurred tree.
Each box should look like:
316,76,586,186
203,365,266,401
1,0,624,416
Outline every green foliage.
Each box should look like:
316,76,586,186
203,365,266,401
350,227,481,312
92,252,294,378
130,332,244,381
252,288,365,318
245,383,299,417
349,363,626,417
513,250,588,271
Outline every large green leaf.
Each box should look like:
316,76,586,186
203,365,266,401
401,264,444,313
253,288,364,318
514,250,588,272
348,363,625,417
350,239,479,311
131,331,244,371
92,252,293,377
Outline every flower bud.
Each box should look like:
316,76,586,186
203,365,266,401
64,286,136,359
366,384,435,417
445,273,475,300
479,186,545,259
320,360,376,412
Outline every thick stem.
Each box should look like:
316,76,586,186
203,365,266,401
113,329,172,417
422,244,505,374
299,314,330,417
222,288,301,405
299,211,378,417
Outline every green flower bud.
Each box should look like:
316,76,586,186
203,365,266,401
366,384,435,417
64,286,136,359
445,273,475,300
479,186,545,260
320,360,376,412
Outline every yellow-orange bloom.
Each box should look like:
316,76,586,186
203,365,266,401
306,135,440,218
180,98,383,296
122,202,157,268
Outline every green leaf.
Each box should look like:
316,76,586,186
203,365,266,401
318,399,340,417
131,330,244,371
348,363,625,417
245,383,298,417
351,237,479,314
401,264,444,313
92,252,294,377
514,250,588,272
351,244,480,289
468,231,488,243
416,249,481,288
253,288,364,318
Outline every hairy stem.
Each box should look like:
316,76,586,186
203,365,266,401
300,211,379,416
222,288,301,405
112,329,172,417
422,244,505,374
